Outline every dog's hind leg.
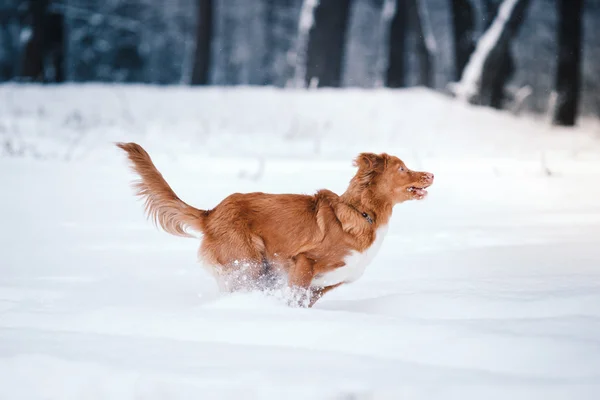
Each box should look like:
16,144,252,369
287,254,316,307
201,232,267,291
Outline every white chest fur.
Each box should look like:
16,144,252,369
311,225,389,288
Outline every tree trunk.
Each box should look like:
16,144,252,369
0,8,20,81
453,0,530,107
450,0,475,81
20,0,49,81
482,0,514,109
374,0,396,87
262,0,277,85
488,44,514,109
289,0,319,88
46,12,65,83
410,0,434,88
262,0,297,86
191,0,213,85
552,0,583,126
305,0,351,87
385,0,408,88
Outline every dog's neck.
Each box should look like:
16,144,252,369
340,182,393,227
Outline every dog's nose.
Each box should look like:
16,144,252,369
423,172,434,182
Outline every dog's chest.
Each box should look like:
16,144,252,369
311,225,388,288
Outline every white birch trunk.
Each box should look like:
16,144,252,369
374,0,396,88
288,0,319,88
453,0,530,104
416,0,437,56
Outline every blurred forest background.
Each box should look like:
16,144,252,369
0,0,598,126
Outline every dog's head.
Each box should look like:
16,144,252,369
353,153,434,204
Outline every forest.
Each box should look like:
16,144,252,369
0,0,598,126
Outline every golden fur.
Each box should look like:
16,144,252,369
117,142,434,306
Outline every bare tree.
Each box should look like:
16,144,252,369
552,0,583,126
385,0,409,88
262,0,299,86
451,0,530,107
45,11,66,82
191,0,213,85
385,0,435,89
305,0,352,87
17,0,65,82
63,0,149,83
410,0,435,88
260,0,302,87
20,0,48,81
374,0,396,87
480,0,515,109
262,0,277,86
0,2,22,81
450,0,475,81
289,0,319,88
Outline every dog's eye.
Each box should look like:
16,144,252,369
398,167,405,172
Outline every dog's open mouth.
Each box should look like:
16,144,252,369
407,184,431,198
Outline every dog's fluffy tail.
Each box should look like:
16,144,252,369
116,142,206,238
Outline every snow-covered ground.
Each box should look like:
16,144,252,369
1,85,600,399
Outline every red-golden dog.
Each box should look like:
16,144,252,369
117,143,434,306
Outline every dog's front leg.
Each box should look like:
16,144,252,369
308,283,343,307
287,254,315,307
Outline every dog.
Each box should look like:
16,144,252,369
117,143,434,307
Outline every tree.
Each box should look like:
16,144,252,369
17,0,65,83
258,0,302,87
305,0,352,87
262,0,277,86
45,11,66,82
481,0,515,109
452,0,530,107
385,0,408,88
65,0,148,83
289,0,319,88
260,0,300,87
0,3,21,81
385,0,435,89
552,0,583,126
374,0,396,87
191,0,213,85
20,0,48,81
450,0,475,81
410,0,435,88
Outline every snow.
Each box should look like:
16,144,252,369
1,85,600,399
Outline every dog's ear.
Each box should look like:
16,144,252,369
354,153,387,172
353,153,388,187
